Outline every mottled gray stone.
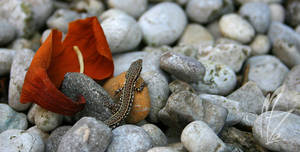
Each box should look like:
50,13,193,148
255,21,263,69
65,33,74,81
46,126,71,152
0,104,28,133
27,126,49,143
0,21,16,45
33,105,63,132
172,44,198,58
286,0,300,27
237,112,258,130
168,142,188,152
0,129,44,152
250,35,271,55
107,125,153,152
227,81,265,114
142,124,168,147
253,111,300,152
169,80,195,94
57,117,112,152
239,2,270,33
0,49,15,76
72,0,104,16
160,51,205,83
147,147,176,152
61,73,113,121
8,49,34,111
181,121,229,152
272,39,300,68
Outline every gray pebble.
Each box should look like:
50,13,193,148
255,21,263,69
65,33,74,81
8,49,34,111
269,3,285,23
168,142,188,152
108,0,147,18
61,72,113,121
250,34,271,55
160,51,205,83
272,39,300,68
107,125,153,152
72,0,104,16
0,49,15,76
239,2,270,33
47,9,81,33
169,80,195,94
286,0,300,27
0,129,44,152
235,0,281,4
147,147,176,152
142,124,168,147
27,126,49,143
237,112,258,130
46,126,71,152
0,104,28,133
0,21,16,45
172,44,198,59
227,81,265,114
58,117,112,152
245,55,289,94
28,0,54,29
181,121,229,152
253,111,300,152
33,105,63,132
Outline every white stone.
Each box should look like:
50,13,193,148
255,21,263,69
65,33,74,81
0,104,28,133
269,3,285,23
47,9,81,33
142,124,168,147
108,0,147,18
207,21,222,39
272,39,300,68
139,2,187,46
250,35,270,55
0,21,16,45
33,105,63,132
219,13,255,43
72,0,104,16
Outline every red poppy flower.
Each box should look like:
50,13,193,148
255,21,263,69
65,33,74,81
20,17,114,115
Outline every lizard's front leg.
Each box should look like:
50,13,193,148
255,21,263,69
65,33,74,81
135,77,145,92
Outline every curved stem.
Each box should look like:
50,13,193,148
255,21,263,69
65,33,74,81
73,46,84,73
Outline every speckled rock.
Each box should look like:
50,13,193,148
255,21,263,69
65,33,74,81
71,0,104,16
227,81,265,114
286,0,300,27
219,13,255,43
172,44,198,58
250,35,271,55
237,112,258,130
147,147,176,152
160,51,205,83
186,0,234,24
159,91,228,133
0,49,15,76
0,129,44,152
181,121,229,152
178,24,214,48
8,49,34,111
101,9,142,53
27,126,49,143
57,117,112,152
61,73,113,121
47,9,81,33
0,104,28,133
33,105,63,132
253,111,300,152
239,2,270,33
106,125,153,152
169,80,195,94
46,126,71,152
142,124,168,147
191,61,237,95
198,94,242,126
197,43,251,72
269,3,285,23
245,55,289,94
139,2,187,46
11,38,35,51
0,21,16,45
272,39,300,68
108,0,147,18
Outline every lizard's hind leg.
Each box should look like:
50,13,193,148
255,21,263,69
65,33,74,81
103,102,120,114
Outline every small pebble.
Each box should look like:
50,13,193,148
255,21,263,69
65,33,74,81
0,129,44,152
8,49,34,111
29,0,54,29
168,79,195,94
219,13,255,43
181,121,229,152
239,2,270,33
207,21,222,39
47,9,81,33
250,34,271,55
0,49,15,76
57,117,112,152
108,0,147,18
147,147,176,152
142,124,168,147
160,51,205,83
0,21,16,46
46,126,71,152
0,103,28,133
139,2,187,46
71,0,104,16
33,105,63,132
272,39,300,68
269,3,285,23
286,0,300,27
106,125,153,152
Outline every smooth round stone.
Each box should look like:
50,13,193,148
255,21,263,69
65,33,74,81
27,126,49,143
272,39,300,68
172,44,198,58
0,104,28,133
235,0,282,4
239,2,270,33
0,129,44,152
72,0,104,16
139,2,187,46
186,0,234,24
57,117,112,152
11,38,34,50
147,147,176,152
47,9,81,33
28,0,54,28
286,0,300,27
101,9,142,53
269,3,285,23
219,13,255,43
141,124,168,147
168,142,188,152
207,21,222,39
106,125,153,152
108,0,147,18
181,121,228,152
191,61,237,95
159,91,227,132
8,49,34,111
246,55,289,94
178,24,214,48
250,35,270,55
0,21,16,45
33,105,63,132
0,49,15,76
197,43,251,72
149,0,188,5
160,51,205,83
169,79,196,94
253,111,300,152
268,22,300,50
46,126,71,152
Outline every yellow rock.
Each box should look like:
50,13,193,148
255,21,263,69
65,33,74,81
103,72,150,124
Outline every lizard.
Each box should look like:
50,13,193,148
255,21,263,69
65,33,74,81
104,59,144,128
